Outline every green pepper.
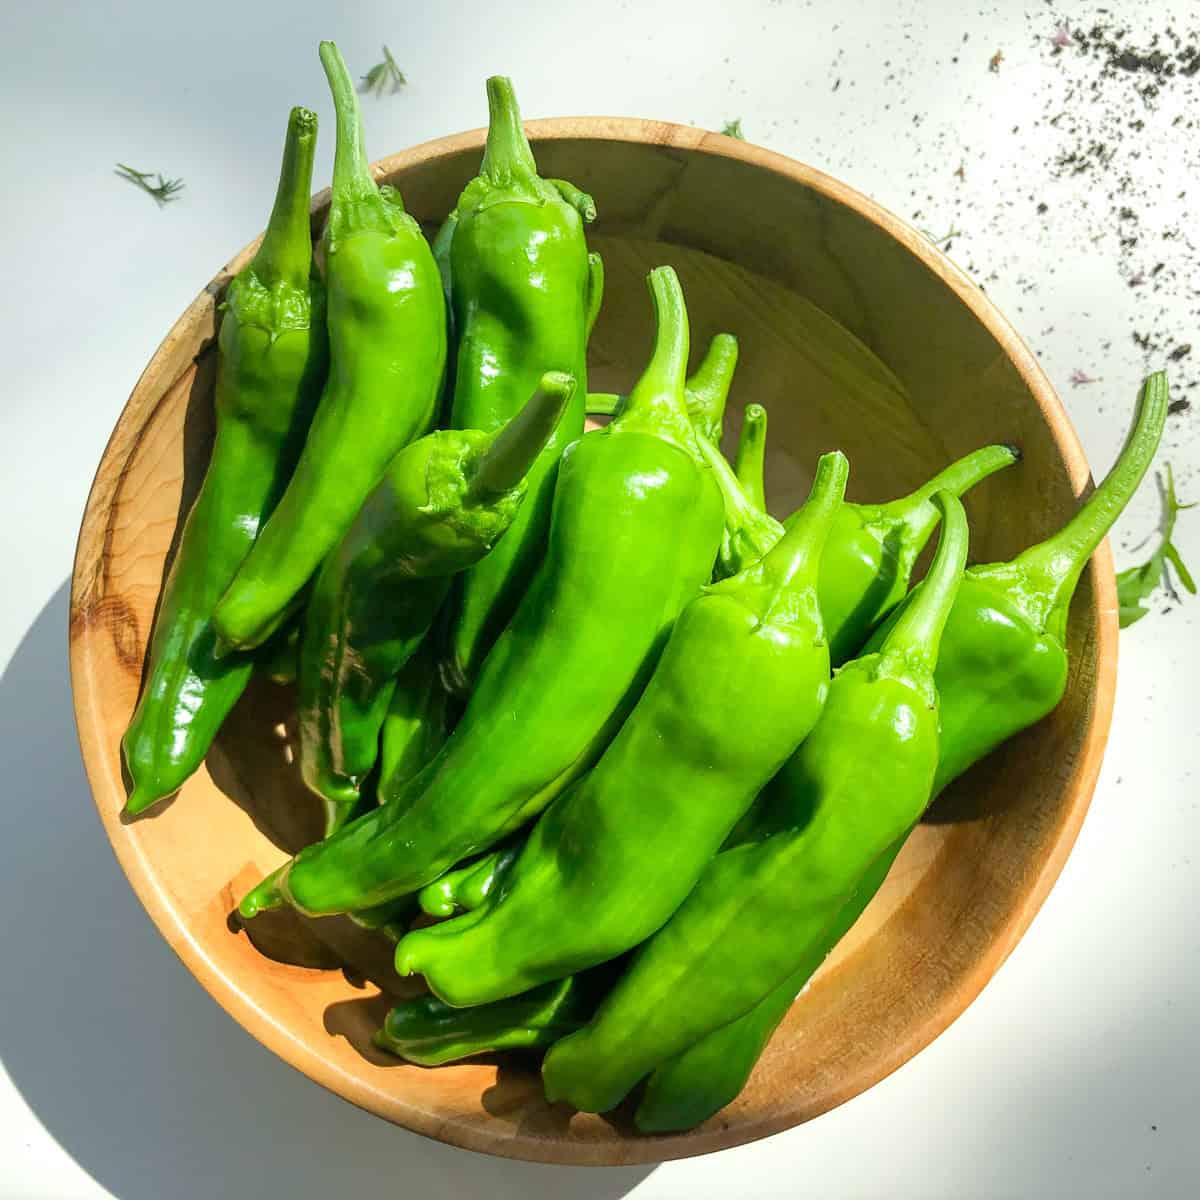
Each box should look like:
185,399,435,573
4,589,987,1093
634,378,1168,1128
871,372,1168,796
733,402,768,510
396,450,850,1008
439,77,599,694
121,108,327,816
703,431,1017,659
635,835,903,1132
376,645,451,800
246,266,725,918
297,374,574,833
212,42,447,653
541,491,968,1114
374,966,616,1066
417,841,519,918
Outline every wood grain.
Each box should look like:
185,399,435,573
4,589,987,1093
69,119,1117,1165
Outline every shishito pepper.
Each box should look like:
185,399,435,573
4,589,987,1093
213,42,446,652
634,376,1169,1132
396,451,850,1008
893,372,1168,796
122,107,327,816
541,492,969,1114
374,966,616,1066
297,374,573,833
439,77,600,693
247,266,725,917
417,840,519,919
635,836,903,1132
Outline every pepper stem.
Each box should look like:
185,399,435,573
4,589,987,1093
758,451,849,592
686,334,740,445
585,252,605,340
698,435,784,577
468,372,574,499
879,442,1021,545
613,267,698,453
879,491,969,676
252,107,318,290
320,42,395,244
734,403,768,511
480,76,540,192
585,392,621,417
1020,371,1169,640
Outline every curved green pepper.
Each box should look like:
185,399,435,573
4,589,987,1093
541,492,968,1114
633,376,1168,1131
376,645,451,801
374,966,616,1066
122,107,327,816
439,77,598,694
297,374,573,833
213,42,446,652
870,372,1168,796
249,266,725,917
417,840,519,919
396,451,849,1008
635,835,903,1132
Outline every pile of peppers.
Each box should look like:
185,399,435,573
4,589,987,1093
122,43,1172,1134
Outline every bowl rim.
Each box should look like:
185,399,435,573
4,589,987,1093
70,115,1117,1166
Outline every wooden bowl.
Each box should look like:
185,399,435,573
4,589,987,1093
70,119,1116,1165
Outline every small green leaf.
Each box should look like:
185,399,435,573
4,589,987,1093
1116,462,1195,627
115,163,184,207
360,45,406,97
1165,541,1197,593
720,118,745,139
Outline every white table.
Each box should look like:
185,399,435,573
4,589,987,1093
1,1,1196,1195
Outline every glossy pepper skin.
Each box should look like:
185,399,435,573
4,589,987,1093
635,834,903,1132
541,493,968,1114
397,452,850,1008
374,966,615,1066
628,380,1169,1131
417,841,519,918
439,77,599,694
703,432,1017,661
212,42,446,652
376,645,451,801
297,374,573,833
254,266,725,918
121,108,327,816
869,372,1168,796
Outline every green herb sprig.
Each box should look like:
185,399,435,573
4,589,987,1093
360,46,406,97
115,163,185,207
1117,463,1196,626
720,118,745,139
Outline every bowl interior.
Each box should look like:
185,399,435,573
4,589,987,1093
70,122,1114,1165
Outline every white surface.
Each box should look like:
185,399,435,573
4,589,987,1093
1,1,1197,1196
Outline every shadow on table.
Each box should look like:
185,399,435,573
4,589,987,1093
0,583,655,1200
